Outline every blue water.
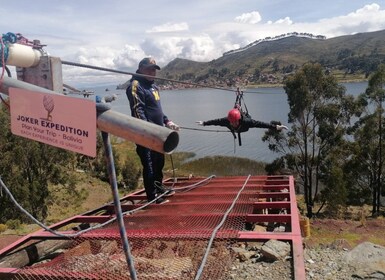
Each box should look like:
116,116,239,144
91,81,368,162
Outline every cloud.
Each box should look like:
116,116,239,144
139,34,218,64
113,45,146,70
267,17,293,25
207,3,385,51
63,2,385,85
146,22,189,33
318,3,385,36
4,2,385,86
234,11,262,24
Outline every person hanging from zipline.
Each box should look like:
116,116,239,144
196,89,288,146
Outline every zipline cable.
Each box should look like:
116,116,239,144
61,60,279,95
62,60,234,92
179,126,229,132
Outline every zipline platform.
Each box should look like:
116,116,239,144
0,175,305,280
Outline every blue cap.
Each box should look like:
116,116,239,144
138,57,160,70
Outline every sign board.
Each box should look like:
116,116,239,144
9,88,96,157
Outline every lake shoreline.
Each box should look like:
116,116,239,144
157,77,369,91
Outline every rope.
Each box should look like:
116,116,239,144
61,60,277,95
170,175,216,193
2,32,17,44
0,176,137,238
0,35,9,108
194,174,251,280
0,33,16,108
62,60,235,92
180,126,229,133
0,32,17,67
0,174,216,236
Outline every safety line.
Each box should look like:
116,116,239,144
0,176,123,238
180,126,229,132
0,175,216,238
61,60,278,94
194,174,251,280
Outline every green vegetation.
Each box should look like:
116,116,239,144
0,107,139,224
0,224,7,233
346,64,385,216
0,105,76,223
263,63,353,218
153,30,385,90
2,62,385,230
172,155,266,177
263,63,385,219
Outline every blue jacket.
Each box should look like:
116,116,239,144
126,75,169,126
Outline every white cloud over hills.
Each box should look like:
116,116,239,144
2,1,385,85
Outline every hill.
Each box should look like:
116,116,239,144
157,29,385,89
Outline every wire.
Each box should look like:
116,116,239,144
0,174,217,238
180,126,229,133
194,174,251,280
61,60,279,95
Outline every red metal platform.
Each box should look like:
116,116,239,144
0,175,305,280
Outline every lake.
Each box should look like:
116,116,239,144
93,81,368,163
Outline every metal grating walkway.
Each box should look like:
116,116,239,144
0,175,305,280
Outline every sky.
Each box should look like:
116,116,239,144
2,0,385,86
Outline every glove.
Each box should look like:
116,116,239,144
196,121,204,126
276,124,288,131
166,121,180,131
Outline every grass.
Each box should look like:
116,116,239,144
173,155,267,177
309,224,385,248
3,141,384,251
111,137,140,166
41,143,269,226
112,138,268,177
46,172,113,224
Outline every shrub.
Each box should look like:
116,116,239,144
6,219,21,230
0,224,7,233
120,160,141,190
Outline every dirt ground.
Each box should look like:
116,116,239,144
304,217,385,249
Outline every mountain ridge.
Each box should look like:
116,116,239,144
156,29,385,89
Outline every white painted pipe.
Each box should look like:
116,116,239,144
0,76,179,154
96,105,179,154
6,43,43,68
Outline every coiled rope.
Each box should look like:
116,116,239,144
0,32,17,67
0,33,17,108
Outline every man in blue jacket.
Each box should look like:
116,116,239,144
126,57,179,204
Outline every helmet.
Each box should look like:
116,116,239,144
227,109,241,123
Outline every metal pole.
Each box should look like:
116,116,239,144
102,131,137,280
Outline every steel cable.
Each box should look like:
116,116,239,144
61,60,278,94
194,174,251,280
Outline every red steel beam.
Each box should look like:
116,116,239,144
0,175,306,280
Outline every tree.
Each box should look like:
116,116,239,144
0,106,74,222
348,64,385,216
263,63,355,217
